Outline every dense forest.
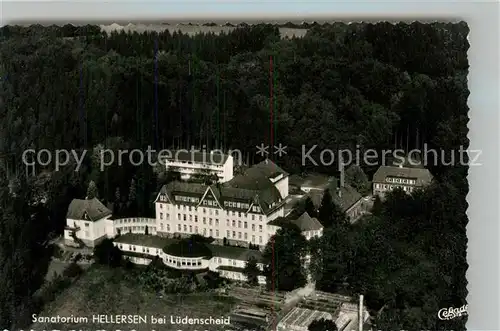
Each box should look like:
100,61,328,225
0,22,468,330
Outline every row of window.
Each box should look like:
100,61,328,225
172,223,264,243
168,160,223,168
214,257,237,266
160,213,264,231
202,199,218,207
116,218,155,224
220,270,245,280
174,195,199,203
117,225,156,233
304,230,321,239
162,208,263,221
223,201,252,210
375,184,414,192
165,256,203,267
117,244,161,255
225,220,263,231
159,201,263,215
385,177,416,185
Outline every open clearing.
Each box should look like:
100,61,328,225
31,265,238,331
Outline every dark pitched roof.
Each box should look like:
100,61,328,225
163,150,229,165
66,198,112,221
268,212,323,231
246,159,289,179
294,212,323,231
160,181,208,204
227,159,288,191
157,160,286,215
331,184,363,213
309,178,363,213
222,159,287,213
372,165,433,186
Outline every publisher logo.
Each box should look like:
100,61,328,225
438,304,468,320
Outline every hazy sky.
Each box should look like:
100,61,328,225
0,0,486,24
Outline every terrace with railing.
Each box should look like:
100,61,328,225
112,217,157,235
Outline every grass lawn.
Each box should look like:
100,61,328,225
31,265,238,331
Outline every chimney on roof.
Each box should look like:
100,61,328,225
359,294,364,331
336,187,342,198
265,159,269,164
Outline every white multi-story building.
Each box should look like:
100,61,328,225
64,198,114,248
372,164,433,198
162,150,234,183
155,159,289,247
64,159,324,283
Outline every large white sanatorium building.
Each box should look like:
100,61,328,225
64,158,324,283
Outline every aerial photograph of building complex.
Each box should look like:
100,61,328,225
0,21,469,331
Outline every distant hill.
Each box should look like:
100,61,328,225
99,22,308,38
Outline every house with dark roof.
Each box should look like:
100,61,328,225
306,177,368,224
64,198,113,248
228,158,289,199
161,149,234,183
372,164,433,198
268,211,323,240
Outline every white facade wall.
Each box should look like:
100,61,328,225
113,241,266,284
155,200,284,247
302,228,323,241
372,181,417,197
222,156,234,182
267,223,322,241
93,215,112,239
64,215,112,244
113,217,157,236
273,176,289,199
163,254,209,270
115,242,163,257
165,155,234,183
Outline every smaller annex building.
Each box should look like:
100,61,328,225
113,233,266,284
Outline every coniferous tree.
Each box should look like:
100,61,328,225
86,180,98,199
262,225,308,291
304,196,316,218
243,256,260,286
318,189,334,227
372,195,383,215
127,178,137,212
